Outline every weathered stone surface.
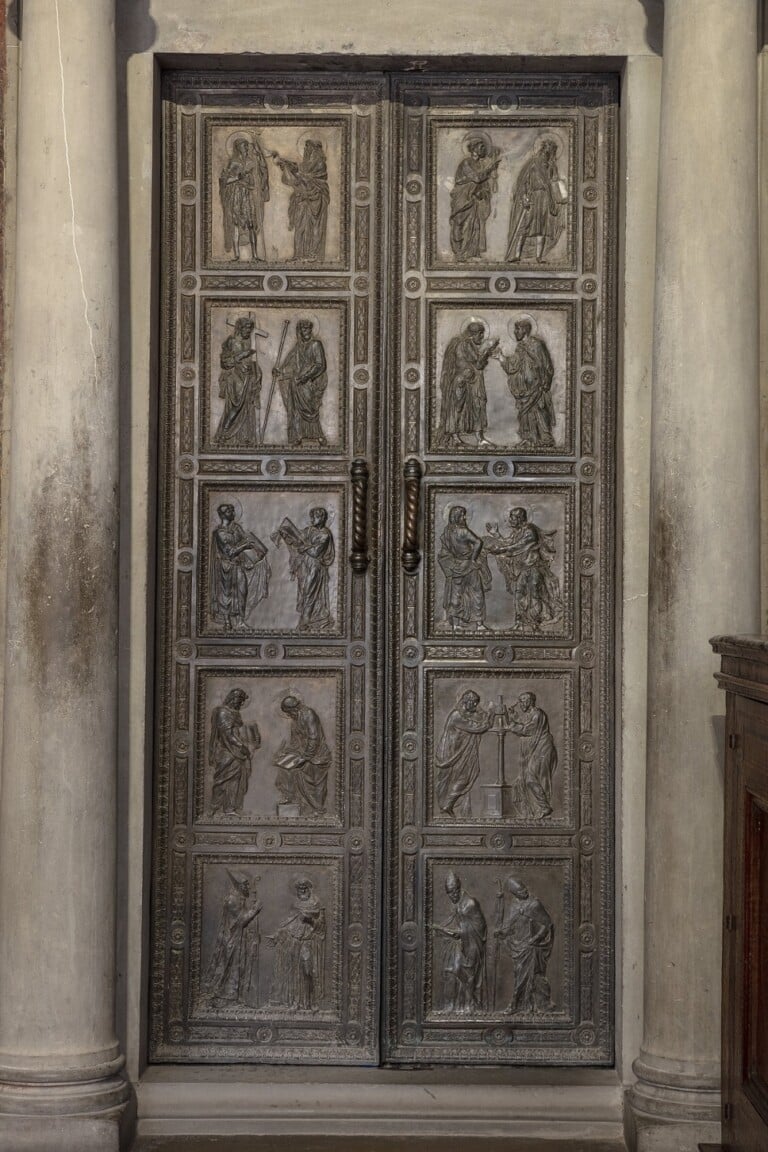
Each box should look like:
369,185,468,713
630,1,760,1148
0,0,756,1147
0,0,128,1140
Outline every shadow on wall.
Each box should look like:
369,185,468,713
113,0,157,1135
118,0,159,56
8,0,159,51
638,0,663,55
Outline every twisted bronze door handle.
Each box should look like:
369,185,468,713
349,458,370,573
401,457,423,573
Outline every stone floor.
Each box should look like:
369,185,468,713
133,1138,628,1151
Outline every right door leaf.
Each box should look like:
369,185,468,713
387,73,618,1065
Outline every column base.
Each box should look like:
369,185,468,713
627,1052,721,1152
0,1049,130,1151
0,1116,123,1152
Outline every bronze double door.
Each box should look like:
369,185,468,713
151,70,617,1067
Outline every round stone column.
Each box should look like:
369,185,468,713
630,2,760,1149
0,1,127,1149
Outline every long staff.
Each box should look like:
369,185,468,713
492,877,505,1011
248,323,269,443
261,319,290,442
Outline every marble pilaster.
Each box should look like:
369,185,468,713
629,1,761,1149
0,2,127,1149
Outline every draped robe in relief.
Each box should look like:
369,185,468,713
208,702,261,814
483,521,562,630
440,891,488,1012
210,520,271,628
449,149,500,260
438,334,493,440
506,148,565,260
439,518,492,627
498,896,555,1013
278,335,328,445
273,516,336,633
435,703,491,818
293,524,334,631
269,894,327,1011
205,887,261,1006
215,331,262,446
508,705,558,819
498,334,556,447
274,703,331,816
276,141,330,261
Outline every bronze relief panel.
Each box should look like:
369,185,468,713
194,667,345,826
202,299,348,454
204,117,349,268
424,857,575,1024
425,668,574,828
429,118,577,270
388,74,616,1066
199,482,347,637
428,301,575,455
425,483,575,641
192,856,343,1029
153,73,384,1065
153,70,616,1069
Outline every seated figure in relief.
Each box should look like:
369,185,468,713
273,695,331,818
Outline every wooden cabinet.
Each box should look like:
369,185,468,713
710,636,768,1152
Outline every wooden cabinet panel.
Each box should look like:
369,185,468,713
712,638,768,1151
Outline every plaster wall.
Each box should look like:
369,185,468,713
115,0,663,1138
0,3,19,789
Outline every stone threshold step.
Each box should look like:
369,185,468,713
133,1140,627,1152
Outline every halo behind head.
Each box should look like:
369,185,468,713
225,128,262,157
296,129,326,156
509,313,538,338
295,312,320,336
216,495,243,523
461,315,489,338
462,129,493,154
